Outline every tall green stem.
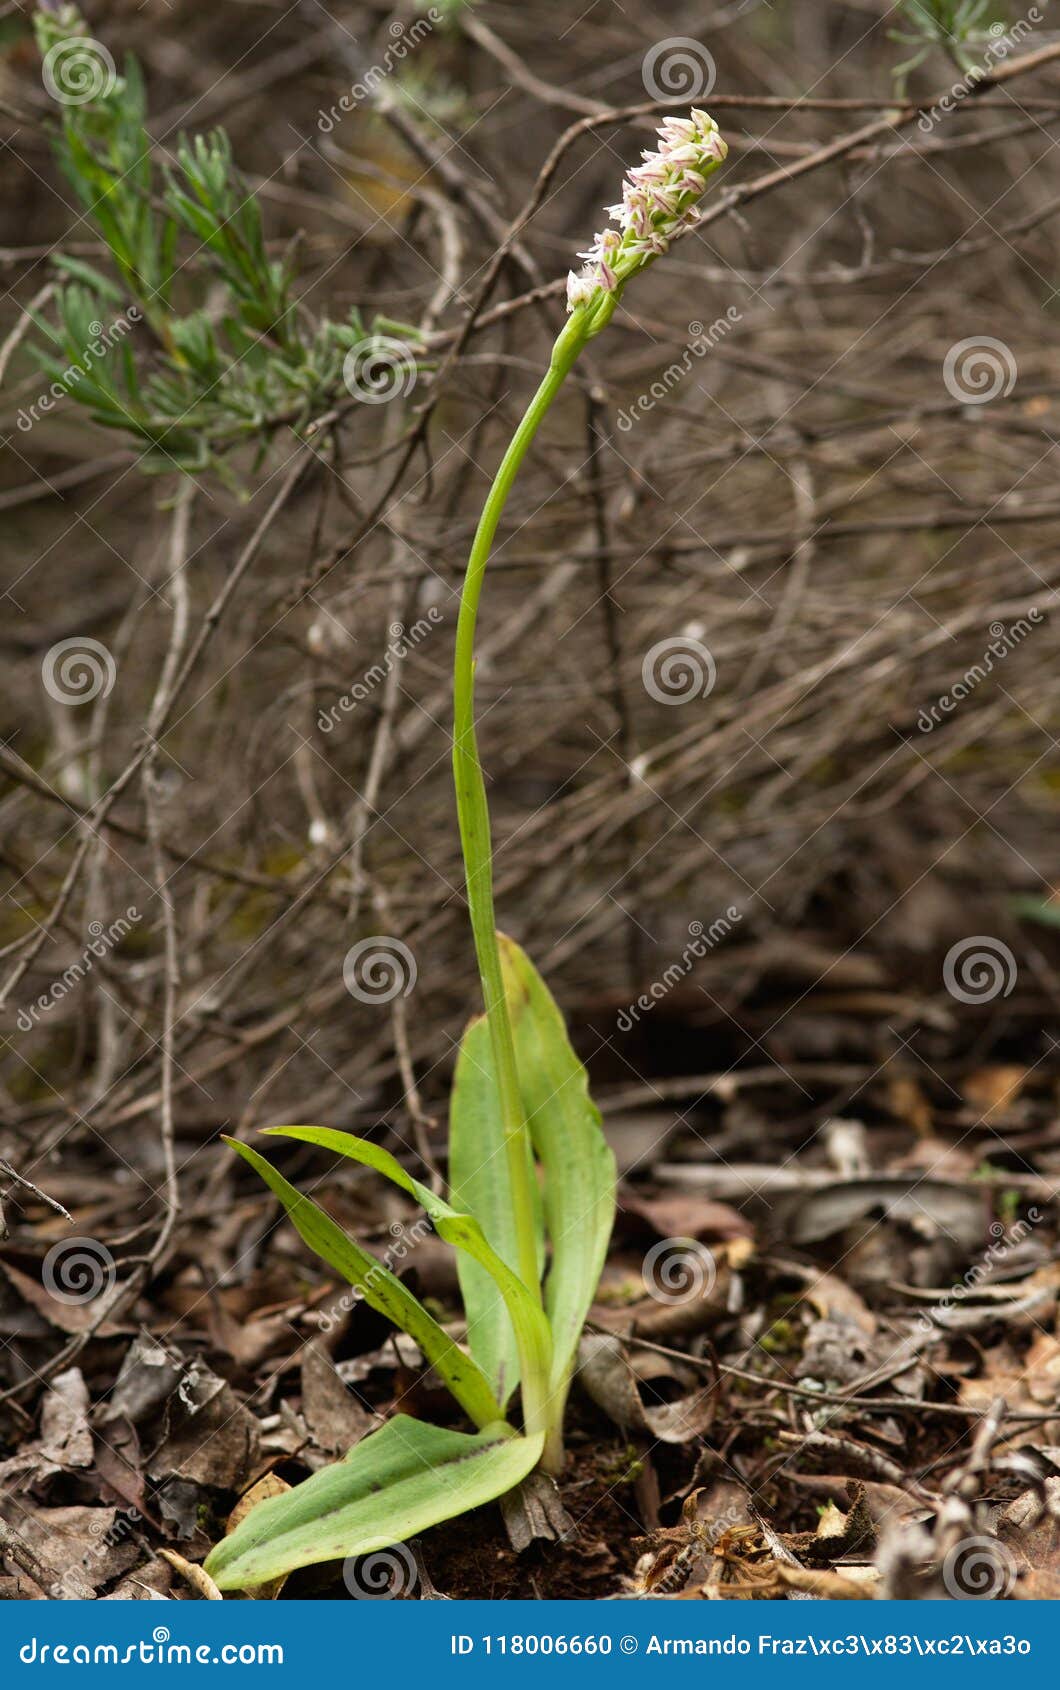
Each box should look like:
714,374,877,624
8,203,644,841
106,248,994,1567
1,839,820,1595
452,311,591,1446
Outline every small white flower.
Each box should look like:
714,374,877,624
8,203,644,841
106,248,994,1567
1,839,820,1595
566,269,596,309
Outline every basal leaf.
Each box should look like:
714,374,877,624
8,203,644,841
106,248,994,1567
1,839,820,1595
497,936,616,1404
204,1415,542,1589
224,1137,501,1431
262,1126,552,1411
449,1011,543,1406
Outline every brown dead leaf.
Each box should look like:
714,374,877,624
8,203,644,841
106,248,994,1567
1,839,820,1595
148,1363,260,1492
221,1474,292,1600
886,1074,933,1137
0,1504,139,1597
1000,1479,1060,1598
576,1332,715,1443
786,1178,987,1252
962,1064,1029,1119
620,1191,753,1242
206,1298,292,1371
501,1471,574,1552
39,1367,93,1468
0,1259,122,1336
300,1343,375,1456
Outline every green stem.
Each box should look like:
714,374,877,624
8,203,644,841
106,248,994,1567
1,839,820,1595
452,309,591,1448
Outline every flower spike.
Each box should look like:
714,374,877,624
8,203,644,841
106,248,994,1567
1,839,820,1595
565,109,727,324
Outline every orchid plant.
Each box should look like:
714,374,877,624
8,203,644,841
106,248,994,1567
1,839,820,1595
20,32,730,1581
17,24,727,1584
206,108,728,1591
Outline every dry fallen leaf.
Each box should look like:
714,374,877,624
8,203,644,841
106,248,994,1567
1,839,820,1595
159,1547,222,1600
219,1474,292,1600
961,1063,1029,1120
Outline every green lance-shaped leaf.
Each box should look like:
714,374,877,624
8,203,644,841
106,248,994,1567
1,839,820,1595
204,1415,543,1589
262,1126,552,1412
223,1138,501,1431
496,936,616,1404
449,1012,544,1408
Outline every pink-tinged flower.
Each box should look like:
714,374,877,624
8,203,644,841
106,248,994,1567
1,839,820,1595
565,109,727,319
